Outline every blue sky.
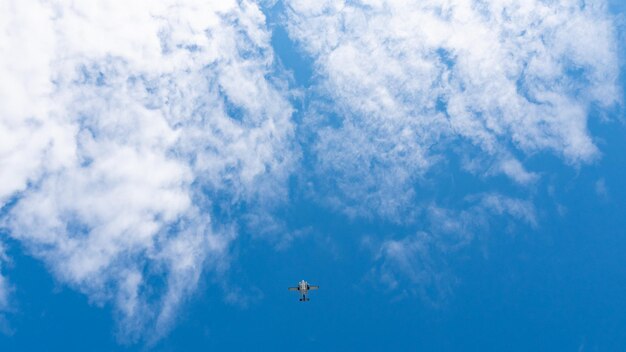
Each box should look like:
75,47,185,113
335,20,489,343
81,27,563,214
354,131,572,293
0,0,625,351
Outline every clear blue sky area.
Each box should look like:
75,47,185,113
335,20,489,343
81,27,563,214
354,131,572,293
1,1,625,351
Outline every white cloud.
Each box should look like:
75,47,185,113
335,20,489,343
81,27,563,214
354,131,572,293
595,178,608,198
285,0,620,219
0,0,294,341
0,242,12,336
370,193,536,302
497,157,539,185
477,193,537,227
0,0,621,340
0,243,9,311
372,232,455,305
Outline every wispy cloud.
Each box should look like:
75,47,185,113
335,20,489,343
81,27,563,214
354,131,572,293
0,0,295,341
595,178,609,199
370,231,456,305
0,242,12,336
285,0,620,219
0,0,622,343
369,193,537,303
0,243,10,309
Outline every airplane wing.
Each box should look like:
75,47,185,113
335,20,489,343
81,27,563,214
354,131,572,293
288,287,299,291
309,285,319,290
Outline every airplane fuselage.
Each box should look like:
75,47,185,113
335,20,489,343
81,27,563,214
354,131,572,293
289,280,318,301
298,280,309,301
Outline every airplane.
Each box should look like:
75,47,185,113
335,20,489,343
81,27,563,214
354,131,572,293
288,280,319,301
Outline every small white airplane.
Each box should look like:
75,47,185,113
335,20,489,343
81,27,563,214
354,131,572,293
288,280,319,301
